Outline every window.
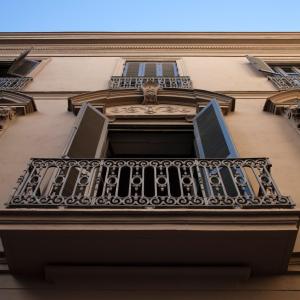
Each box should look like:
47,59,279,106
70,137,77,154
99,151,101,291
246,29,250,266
64,100,237,160
246,56,300,90
60,100,242,202
123,62,179,77
111,61,192,89
0,49,40,90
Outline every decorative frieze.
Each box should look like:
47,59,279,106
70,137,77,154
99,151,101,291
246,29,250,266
106,104,196,116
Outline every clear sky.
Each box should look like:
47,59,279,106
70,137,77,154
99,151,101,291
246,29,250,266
1,0,300,32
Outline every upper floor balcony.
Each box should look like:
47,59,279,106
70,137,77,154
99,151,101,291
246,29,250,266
268,74,300,90
0,77,32,90
110,61,193,90
0,98,298,278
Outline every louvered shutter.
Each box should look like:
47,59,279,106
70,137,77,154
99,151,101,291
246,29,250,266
144,63,157,77
7,48,40,77
123,62,140,76
63,103,109,158
246,56,276,74
193,99,237,158
162,62,177,77
193,100,240,197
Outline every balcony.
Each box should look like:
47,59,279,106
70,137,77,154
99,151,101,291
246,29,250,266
268,74,300,90
0,158,298,277
0,77,32,90
110,76,192,89
7,158,294,209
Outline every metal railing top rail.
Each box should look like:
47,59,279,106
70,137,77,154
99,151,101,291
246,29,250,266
7,158,294,209
110,76,193,89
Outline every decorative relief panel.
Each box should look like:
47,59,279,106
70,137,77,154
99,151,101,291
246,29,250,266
106,105,196,116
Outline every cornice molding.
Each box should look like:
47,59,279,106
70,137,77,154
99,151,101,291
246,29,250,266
1,32,300,41
1,32,300,56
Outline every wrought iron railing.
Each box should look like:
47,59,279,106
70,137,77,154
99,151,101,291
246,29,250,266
110,76,192,89
0,77,32,90
7,158,294,209
268,74,300,90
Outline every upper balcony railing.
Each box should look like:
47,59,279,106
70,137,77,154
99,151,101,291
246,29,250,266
7,158,294,209
0,77,32,90
110,76,193,89
268,74,300,90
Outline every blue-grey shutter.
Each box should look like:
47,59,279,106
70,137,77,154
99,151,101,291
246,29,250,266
7,48,40,77
193,99,238,158
246,56,276,74
123,62,140,76
193,100,240,197
162,62,177,77
63,103,108,158
144,62,157,77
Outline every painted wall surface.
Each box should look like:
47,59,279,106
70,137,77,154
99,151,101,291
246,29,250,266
23,57,276,92
183,57,276,92
0,100,75,207
25,57,120,92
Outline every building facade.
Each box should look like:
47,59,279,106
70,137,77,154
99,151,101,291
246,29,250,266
0,32,300,299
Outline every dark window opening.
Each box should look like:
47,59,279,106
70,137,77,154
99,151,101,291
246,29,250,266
0,62,14,77
106,126,196,159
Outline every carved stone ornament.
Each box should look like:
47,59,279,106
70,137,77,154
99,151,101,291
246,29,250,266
283,101,300,133
141,81,160,105
106,105,196,116
0,106,16,132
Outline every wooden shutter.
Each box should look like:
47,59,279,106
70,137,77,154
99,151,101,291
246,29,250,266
63,103,109,158
7,48,40,77
246,56,276,74
144,63,157,77
193,99,237,158
162,62,177,77
193,100,240,197
123,62,140,76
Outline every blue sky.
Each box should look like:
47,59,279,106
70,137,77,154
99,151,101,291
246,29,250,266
1,0,300,32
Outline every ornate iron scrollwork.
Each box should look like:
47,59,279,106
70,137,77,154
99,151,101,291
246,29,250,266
7,158,294,209
0,77,32,90
268,74,300,90
110,76,193,89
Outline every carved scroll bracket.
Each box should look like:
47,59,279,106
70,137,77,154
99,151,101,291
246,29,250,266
141,81,160,105
283,100,300,133
0,106,16,133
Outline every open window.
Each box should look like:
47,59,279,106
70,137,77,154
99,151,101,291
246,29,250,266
0,49,41,90
246,56,300,90
65,100,237,160
1,49,40,78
